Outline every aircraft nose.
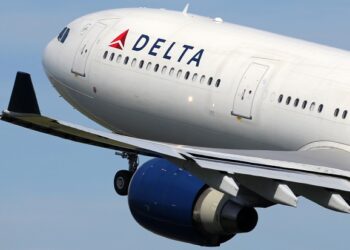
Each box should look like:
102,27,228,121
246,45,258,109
43,25,71,78
42,39,57,77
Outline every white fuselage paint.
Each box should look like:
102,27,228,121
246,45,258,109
42,8,350,151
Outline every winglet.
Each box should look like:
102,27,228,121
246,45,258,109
7,72,41,115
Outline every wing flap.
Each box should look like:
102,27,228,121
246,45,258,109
192,158,350,212
179,146,350,180
193,158,350,192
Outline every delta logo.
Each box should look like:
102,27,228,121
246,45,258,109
109,29,129,50
109,29,204,67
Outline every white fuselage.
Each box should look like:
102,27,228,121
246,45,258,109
42,8,350,151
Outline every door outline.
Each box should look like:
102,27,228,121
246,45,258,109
71,22,107,77
231,62,269,119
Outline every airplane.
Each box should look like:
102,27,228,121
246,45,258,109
2,5,350,247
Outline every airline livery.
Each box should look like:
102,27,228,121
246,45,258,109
3,6,350,246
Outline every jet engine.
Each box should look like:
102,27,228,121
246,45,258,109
128,158,258,246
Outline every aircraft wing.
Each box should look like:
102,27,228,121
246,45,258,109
3,72,350,213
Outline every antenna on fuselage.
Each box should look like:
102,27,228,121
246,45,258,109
182,3,190,15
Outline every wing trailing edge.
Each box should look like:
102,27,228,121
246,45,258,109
3,72,350,213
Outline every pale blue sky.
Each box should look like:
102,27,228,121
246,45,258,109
1,1,350,250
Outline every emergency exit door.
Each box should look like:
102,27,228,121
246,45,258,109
71,23,106,77
232,63,269,119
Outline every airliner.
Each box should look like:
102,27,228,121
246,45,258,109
3,6,350,246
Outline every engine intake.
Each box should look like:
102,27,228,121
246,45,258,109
128,158,258,246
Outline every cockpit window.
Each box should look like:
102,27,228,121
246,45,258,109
57,27,70,44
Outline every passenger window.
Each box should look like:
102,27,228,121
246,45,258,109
184,71,190,80
192,73,198,82
334,108,340,117
302,100,308,109
286,97,291,105
177,70,183,78
208,77,213,86
117,55,122,63
318,104,324,113
103,51,108,60
124,57,129,65
310,102,316,111
146,62,152,71
294,98,299,107
162,66,167,74
200,75,206,84
169,68,175,76
139,60,144,69
215,79,221,88
110,53,115,61
278,95,283,103
131,58,137,67
343,110,348,119
154,64,159,72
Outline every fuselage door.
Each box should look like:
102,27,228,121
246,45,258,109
71,22,107,77
232,63,269,119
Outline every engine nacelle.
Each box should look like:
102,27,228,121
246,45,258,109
128,158,258,247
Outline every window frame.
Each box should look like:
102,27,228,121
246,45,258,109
103,51,108,60
116,54,122,63
110,53,115,61
215,79,221,88
154,64,160,72
208,77,213,86
294,98,300,107
334,108,340,117
200,75,206,84
139,60,144,69
131,58,137,67
124,56,129,65
343,110,348,119
278,95,284,103
318,104,324,113
146,62,152,71
286,96,292,105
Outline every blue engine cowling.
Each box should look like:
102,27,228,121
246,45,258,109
128,158,258,247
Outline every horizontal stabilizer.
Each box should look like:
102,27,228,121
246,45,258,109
8,72,40,115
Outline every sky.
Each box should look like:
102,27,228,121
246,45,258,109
1,1,350,250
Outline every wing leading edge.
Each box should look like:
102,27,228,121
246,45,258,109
3,72,350,213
